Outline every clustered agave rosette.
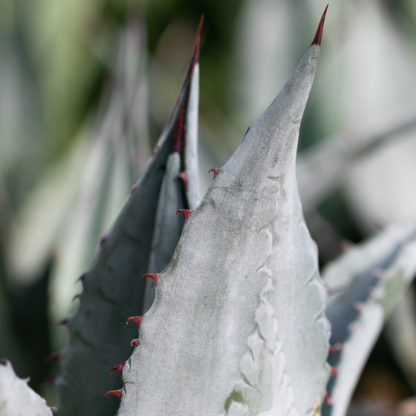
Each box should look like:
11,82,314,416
2,5,416,416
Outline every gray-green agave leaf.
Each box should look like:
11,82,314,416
118,8,330,416
323,223,416,416
0,361,53,416
57,19,202,416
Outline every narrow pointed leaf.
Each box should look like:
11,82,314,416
119,12,329,416
57,21,201,416
0,361,53,416
323,223,416,416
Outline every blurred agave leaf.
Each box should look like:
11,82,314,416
49,16,150,322
6,135,92,285
297,112,416,213
0,15,45,195
338,1,416,230
323,223,416,416
386,290,416,390
25,0,108,155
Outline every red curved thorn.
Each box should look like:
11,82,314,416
53,318,69,327
105,389,122,400
176,209,192,224
45,352,60,363
126,316,144,328
324,392,333,406
330,367,338,376
130,182,138,194
109,362,126,376
312,4,328,46
354,301,365,312
328,345,336,354
208,168,221,180
130,338,140,347
333,343,344,352
49,406,58,414
72,293,81,302
178,171,189,190
142,273,161,287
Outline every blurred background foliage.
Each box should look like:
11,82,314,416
1,0,416,413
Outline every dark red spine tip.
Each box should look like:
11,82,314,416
312,4,328,46
109,362,126,376
130,338,140,347
142,273,161,287
178,171,189,190
176,209,193,224
208,168,221,179
193,15,205,64
330,367,338,376
126,315,144,328
324,392,333,406
105,389,122,400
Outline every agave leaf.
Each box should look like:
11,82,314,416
57,19,202,416
323,223,416,416
386,290,416,389
0,361,53,416
118,9,329,416
50,16,149,319
297,112,416,213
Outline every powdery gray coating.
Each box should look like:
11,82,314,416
58,51,199,416
323,223,416,416
0,361,52,416
119,45,330,416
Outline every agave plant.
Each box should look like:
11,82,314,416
2,6,416,416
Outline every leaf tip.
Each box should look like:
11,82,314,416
193,15,205,64
311,4,328,46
